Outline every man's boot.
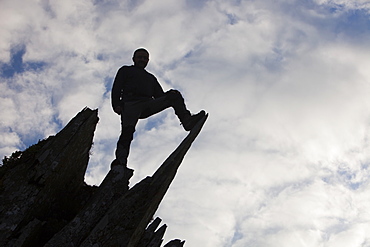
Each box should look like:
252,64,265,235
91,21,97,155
116,145,129,166
110,147,134,186
180,110,206,131
112,125,135,168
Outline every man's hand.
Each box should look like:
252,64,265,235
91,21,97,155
114,106,122,115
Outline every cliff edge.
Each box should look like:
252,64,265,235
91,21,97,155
0,107,207,247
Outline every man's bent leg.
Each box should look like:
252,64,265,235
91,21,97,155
163,90,205,131
140,90,205,131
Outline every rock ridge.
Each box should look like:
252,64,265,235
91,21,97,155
0,107,207,247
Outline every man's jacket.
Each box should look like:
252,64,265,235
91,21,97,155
111,65,165,110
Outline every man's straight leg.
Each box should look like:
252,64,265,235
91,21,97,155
115,101,141,166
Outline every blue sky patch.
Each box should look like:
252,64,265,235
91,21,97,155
0,45,47,78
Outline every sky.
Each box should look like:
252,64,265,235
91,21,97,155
1,0,370,246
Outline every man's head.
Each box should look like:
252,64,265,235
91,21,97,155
133,48,149,69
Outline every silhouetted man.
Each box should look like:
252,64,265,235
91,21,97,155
111,48,205,167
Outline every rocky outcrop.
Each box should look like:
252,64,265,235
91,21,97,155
0,107,207,247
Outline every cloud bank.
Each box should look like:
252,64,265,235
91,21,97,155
1,0,370,246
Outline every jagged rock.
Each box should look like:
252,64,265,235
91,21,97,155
45,165,134,246
0,107,208,247
0,107,99,247
163,239,185,247
137,217,167,247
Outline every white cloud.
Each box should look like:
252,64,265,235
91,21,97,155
1,0,370,246
314,0,370,11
